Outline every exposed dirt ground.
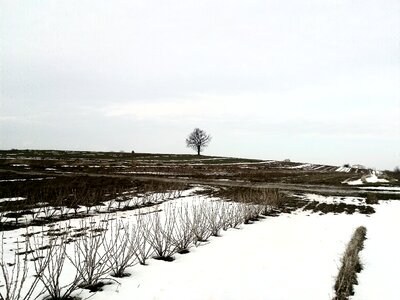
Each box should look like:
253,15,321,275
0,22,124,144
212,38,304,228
0,149,398,230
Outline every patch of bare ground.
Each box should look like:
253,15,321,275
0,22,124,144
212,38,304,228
303,201,375,215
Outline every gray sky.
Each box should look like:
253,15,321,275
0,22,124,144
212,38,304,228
1,0,399,170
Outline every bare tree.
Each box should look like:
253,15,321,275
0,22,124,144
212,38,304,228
186,128,211,155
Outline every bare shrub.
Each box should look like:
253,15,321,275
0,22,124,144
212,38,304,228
252,203,265,220
225,204,244,229
0,234,41,300
131,214,154,265
152,192,163,203
124,196,140,209
205,201,227,237
190,201,212,244
0,211,6,228
170,204,194,253
68,219,111,288
41,205,58,220
259,189,285,214
103,220,137,277
242,204,254,224
147,208,176,260
64,191,81,217
333,226,367,300
164,188,184,200
140,193,154,206
237,199,263,224
365,193,378,205
30,230,81,300
220,202,238,231
213,187,285,214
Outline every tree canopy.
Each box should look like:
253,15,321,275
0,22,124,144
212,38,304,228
186,128,211,155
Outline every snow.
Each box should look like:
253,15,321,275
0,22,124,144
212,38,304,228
351,201,400,300
336,166,352,172
0,197,26,203
312,165,326,170
1,190,399,299
365,173,388,183
186,161,272,166
344,171,389,185
301,193,365,205
0,177,55,183
360,186,400,191
119,171,184,176
0,178,27,182
88,208,371,300
346,178,364,185
287,163,313,169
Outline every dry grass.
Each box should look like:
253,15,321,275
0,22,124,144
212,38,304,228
333,226,367,300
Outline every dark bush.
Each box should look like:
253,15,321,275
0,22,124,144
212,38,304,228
365,193,378,205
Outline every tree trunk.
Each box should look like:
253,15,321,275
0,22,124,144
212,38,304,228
197,146,200,155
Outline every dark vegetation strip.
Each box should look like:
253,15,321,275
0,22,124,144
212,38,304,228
0,175,188,231
3,167,400,201
195,187,379,215
303,202,375,215
195,186,308,215
333,226,367,300
0,149,257,163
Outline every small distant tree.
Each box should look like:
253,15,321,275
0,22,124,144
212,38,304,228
186,128,211,155
392,166,400,180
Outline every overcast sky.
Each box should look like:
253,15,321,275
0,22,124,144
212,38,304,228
1,0,399,169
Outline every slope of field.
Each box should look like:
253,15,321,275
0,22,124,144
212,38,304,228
0,149,375,187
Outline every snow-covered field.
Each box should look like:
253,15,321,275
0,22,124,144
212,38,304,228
0,197,26,203
344,171,390,186
336,166,352,173
300,193,366,205
88,211,361,300
0,188,399,299
351,201,400,300
86,195,400,300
